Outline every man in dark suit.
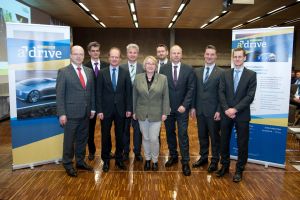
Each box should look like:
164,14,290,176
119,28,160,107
96,47,132,172
156,44,169,73
84,41,109,161
190,45,223,173
160,45,195,176
216,47,257,183
120,43,143,162
56,45,95,177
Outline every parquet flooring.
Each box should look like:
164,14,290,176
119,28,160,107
0,118,300,200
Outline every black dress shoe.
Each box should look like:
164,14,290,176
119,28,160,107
76,162,93,171
152,162,158,171
88,154,95,161
216,165,229,177
165,157,178,167
110,152,115,159
192,158,208,168
102,162,109,172
233,171,243,182
66,168,77,177
123,153,129,161
182,163,191,176
135,154,143,162
207,162,218,173
116,161,126,170
144,160,151,171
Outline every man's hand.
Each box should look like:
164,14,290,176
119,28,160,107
133,114,136,120
190,108,196,119
97,113,104,120
225,108,237,119
214,112,221,121
90,111,95,119
59,115,67,126
177,105,186,113
162,114,167,121
126,111,132,118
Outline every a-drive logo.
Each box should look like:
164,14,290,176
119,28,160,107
17,45,62,59
237,38,267,49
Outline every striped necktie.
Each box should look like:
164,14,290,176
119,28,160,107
130,64,135,83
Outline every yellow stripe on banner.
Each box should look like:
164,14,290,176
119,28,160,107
0,69,8,76
251,118,288,127
236,28,293,40
9,59,70,71
12,133,63,165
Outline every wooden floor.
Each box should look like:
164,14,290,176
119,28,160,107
0,119,300,200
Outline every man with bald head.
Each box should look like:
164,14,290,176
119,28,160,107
160,45,195,176
56,45,95,177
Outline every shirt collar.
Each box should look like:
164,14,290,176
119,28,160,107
72,63,83,70
91,59,100,65
172,62,181,68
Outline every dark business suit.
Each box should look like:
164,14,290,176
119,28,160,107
56,64,95,170
85,60,109,156
193,66,223,164
160,63,195,163
219,67,256,171
96,66,132,162
120,63,144,156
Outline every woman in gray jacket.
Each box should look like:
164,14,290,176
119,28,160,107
133,55,170,171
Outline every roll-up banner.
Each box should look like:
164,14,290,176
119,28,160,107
231,27,294,168
6,23,70,169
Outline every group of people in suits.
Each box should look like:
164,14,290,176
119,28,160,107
56,42,257,183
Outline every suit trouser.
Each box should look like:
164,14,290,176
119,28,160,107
123,117,142,155
139,119,161,163
220,117,249,172
62,117,89,170
88,115,112,155
196,114,220,164
101,106,124,162
164,111,190,164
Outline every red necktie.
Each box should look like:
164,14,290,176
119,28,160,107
77,67,86,89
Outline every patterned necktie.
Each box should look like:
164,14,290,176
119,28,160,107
234,69,240,93
130,64,135,83
112,68,117,91
77,67,86,89
204,67,210,83
173,66,178,86
94,62,99,77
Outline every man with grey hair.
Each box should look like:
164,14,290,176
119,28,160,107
121,43,144,161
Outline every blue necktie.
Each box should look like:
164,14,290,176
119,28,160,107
204,67,210,83
234,69,240,93
112,68,116,91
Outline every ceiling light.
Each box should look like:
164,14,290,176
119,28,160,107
232,24,243,29
100,22,106,28
133,14,137,21
134,22,138,28
209,16,219,22
285,17,300,24
222,10,228,14
247,16,261,23
177,3,185,12
267,6,286,14
269,25,277,28
78,2,90,12
168,23,173,28
91,14,99,21
200,23,208,28
172,15,178,22
130,3,135,12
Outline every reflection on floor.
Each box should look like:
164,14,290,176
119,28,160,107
0,119,300,199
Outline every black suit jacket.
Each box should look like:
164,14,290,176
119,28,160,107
96,66,132,117
160,63,195,112
219,67,257,121
193,66,224,117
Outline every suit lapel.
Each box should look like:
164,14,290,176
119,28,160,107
104,68,113,91
148,73,158,94
235,68,247,94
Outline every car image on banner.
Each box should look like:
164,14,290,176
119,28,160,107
16,78,56,103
